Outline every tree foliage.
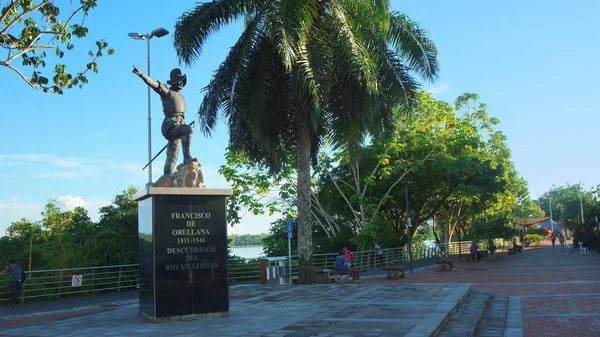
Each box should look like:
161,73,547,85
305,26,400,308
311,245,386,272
537,184,599,232
0,187,138,271
1,0,113,93
220,91,530,252
174,0,439,283
229,234,268,247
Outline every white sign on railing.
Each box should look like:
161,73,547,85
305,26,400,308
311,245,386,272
72,275,83,287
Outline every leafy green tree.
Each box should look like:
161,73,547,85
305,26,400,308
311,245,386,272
173,0,439,282
1,0,114,93
0,218,42,271
513,198,545,219
229,234,268,246
95,187,139,265
537,184,599,247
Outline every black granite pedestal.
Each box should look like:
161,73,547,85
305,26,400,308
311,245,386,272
134,187,232,323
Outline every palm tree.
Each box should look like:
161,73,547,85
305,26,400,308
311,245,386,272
174,0,439,283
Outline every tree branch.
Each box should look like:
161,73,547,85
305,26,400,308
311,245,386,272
0,60,37,88
1,0,50,36
0,0,18,24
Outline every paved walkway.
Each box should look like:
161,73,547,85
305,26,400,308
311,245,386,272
0,240,597,337
1,283,471,337
364,241,600,337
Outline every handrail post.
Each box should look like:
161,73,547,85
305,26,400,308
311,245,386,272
58,270,63,295
91,269,95,295
117,266,122,292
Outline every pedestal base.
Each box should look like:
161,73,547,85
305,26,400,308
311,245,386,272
141,311,230,324
135,187,232,322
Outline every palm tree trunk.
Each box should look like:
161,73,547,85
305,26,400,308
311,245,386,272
297,109,313,284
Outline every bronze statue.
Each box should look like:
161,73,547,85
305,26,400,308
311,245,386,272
133,66,197,175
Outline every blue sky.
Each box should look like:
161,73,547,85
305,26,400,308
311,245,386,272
1,0,599,236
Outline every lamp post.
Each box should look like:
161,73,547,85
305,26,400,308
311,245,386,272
458,223,462,261
549,198,553,233
579,192,585,225
128,27,169,186
402,181,412,274
593,190,599,252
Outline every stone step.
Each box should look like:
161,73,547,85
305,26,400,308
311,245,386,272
474,292,509,337
437,288,491,337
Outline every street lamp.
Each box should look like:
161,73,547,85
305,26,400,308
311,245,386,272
592,190,599,252
549,198,553,233
402,181,413,274
128,27,169,186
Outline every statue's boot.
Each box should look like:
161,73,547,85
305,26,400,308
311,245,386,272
182,134,197,164
164,139,180,175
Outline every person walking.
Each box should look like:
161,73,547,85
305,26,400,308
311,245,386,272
550,233,556,250
558,233,566,249
2,259,23,306
470,242,480,262
375,242,384,266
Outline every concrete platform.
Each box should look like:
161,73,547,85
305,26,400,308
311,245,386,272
2,283,471,337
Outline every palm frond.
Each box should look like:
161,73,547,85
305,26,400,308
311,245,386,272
388,11,439,82
267,0,319,70
198,14,264,136
174,0,261,66
327,2,379,96
337,0,391,34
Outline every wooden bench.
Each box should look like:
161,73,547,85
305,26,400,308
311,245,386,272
466,250,488,262
507,246,522,254
328,269,365,283
383,266,408,280
436,261,451,271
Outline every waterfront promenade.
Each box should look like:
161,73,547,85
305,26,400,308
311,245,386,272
0,241,598,337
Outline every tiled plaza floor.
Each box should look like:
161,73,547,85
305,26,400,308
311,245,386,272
0,283,471,337
1,241,598,337
364,241,600,337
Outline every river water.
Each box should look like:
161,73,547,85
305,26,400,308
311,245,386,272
230,246,264,259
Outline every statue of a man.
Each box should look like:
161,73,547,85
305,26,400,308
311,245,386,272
132,66,197,175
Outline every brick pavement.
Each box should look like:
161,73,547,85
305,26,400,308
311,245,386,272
1,284,472,337
1,240,598,336
363,240,600,337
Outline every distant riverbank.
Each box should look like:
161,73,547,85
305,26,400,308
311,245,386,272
230,246,264,259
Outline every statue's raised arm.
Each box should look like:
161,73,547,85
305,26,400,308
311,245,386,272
132,65,169,95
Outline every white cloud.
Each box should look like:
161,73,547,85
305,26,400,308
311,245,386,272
0,154,148,181
57,195,87,209
52,158,84,168
0,202,45,235
427,83,451,95
57,195,111,213
0,196,111,236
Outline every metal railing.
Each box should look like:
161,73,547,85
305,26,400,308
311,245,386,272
0,264,138,304
2,241,487,304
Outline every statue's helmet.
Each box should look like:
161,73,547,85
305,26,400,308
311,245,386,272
167,68,187,87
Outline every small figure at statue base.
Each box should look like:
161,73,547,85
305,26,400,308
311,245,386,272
154,161,205,188
133,65,205,187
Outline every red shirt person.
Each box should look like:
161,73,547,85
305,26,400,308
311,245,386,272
342,246,355,270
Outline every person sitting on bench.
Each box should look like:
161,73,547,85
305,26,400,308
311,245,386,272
334,251,348,271
438,247,456,271
513,239,522,252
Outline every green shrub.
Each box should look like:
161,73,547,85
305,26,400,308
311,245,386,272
525,233,544,244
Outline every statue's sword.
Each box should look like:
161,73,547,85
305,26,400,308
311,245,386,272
142,120,195,171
